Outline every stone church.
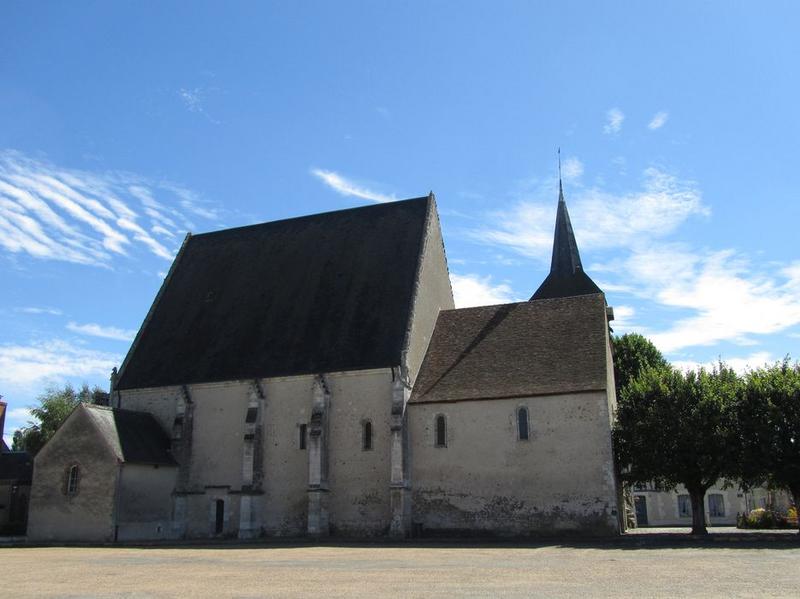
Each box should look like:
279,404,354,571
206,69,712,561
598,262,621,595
27,186,622,541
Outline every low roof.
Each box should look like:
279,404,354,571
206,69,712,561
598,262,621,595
0,451,33,482
410,294,609,404
83,405,175,466
117,197,432,390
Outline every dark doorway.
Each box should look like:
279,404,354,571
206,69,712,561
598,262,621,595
214,499,224,535
634,495,648,526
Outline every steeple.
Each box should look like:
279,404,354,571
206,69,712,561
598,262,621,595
550,178,583,275
530,172,602,301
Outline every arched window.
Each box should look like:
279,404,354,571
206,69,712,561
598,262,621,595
435,414,447,447
362,420,373,451
66,465,79,495
517,407,529,441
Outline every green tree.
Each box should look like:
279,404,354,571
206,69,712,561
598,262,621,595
612,333,669,394
733,359,800,533
11,383,108,455
614,364,740,534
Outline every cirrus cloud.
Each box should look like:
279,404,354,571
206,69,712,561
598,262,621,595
66,322,137,342
311,168,400,204
0,150,222,267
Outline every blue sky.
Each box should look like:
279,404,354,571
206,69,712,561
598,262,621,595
2,1,799,444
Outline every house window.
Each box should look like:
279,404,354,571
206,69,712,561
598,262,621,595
435,414,447,447
517,407,529,441
66,465,80,496
708,493,725,517
362,420,373,451
677,494,692,517
299,424,307,450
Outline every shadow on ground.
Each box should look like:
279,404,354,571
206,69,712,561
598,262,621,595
5,529,799,551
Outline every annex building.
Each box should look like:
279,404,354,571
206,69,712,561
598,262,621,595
27,187,623,541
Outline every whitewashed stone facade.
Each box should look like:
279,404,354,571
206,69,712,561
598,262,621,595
28,190,623,541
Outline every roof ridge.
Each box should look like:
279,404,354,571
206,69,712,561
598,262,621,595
192,195,431,239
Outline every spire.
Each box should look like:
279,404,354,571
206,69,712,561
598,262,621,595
550,181,583,276
530,165,602,301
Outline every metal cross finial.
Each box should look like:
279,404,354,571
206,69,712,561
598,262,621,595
558,147,562,181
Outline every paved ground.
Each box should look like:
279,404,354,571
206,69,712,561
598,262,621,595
2,535,799,598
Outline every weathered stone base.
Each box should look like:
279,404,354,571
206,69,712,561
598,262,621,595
307,488,330,536
238,494,264,540
411,489,620,537
389,485,411,538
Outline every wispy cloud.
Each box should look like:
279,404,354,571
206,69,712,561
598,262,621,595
311,169,399,204
638,251,800,352
471,167,708,259
0,150,221,266
648,111,669,130
604,108,624,134
0,339,120,389
451,273,518,308
561,156,583,181
178,87,221,125
611,305,637,331
17,306,62,316
468,164,800,354
67,322,136,342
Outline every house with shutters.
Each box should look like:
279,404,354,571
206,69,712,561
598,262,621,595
27,185,622,541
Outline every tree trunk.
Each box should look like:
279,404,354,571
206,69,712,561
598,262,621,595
689,488,708,535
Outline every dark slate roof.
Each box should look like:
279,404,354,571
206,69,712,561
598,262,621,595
531,183,602,301
117,197,432,390
0,451,33,482
84,405,175,466
410,294,609,404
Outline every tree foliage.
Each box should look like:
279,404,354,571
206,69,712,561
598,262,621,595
612,333,669,394
733,359,800,532
613,363,740,534
11,383,109,455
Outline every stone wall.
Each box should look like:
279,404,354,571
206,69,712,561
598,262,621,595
27,408,120,542
119,368,399,538
116,463,178,540
401,197,455,385
408,392,621,536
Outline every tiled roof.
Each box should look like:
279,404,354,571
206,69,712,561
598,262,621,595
84,405,175,466
117,197,432,389
410,294,609,404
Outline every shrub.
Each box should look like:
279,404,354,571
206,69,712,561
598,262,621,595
738,508,792,529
